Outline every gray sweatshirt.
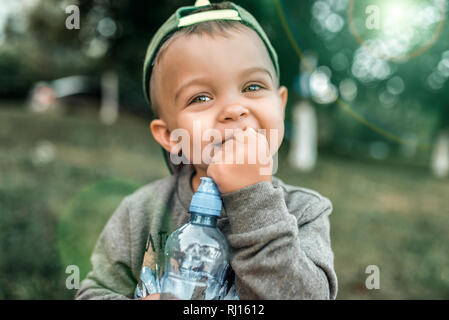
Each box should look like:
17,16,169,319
75,164,337,300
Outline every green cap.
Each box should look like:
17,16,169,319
143,0,280,174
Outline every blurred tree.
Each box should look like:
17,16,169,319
1,0,447,164
278,0,448,162
0,0,283,117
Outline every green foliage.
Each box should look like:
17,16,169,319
278,0,449,153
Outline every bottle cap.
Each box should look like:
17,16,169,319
189,177,222,216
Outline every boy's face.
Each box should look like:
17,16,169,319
150,26,288,173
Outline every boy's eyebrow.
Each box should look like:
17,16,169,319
240,66,273,81
175,77,210,103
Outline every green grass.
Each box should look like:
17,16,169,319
0,105,448,299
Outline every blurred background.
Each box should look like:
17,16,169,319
0,0,448,299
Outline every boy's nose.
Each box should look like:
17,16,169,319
219,104,249,122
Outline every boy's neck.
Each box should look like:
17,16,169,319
190,166,208,193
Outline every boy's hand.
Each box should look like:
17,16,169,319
141,293,179,300
141,293,160,300
207,127,273,194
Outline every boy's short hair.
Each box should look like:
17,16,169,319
144,1,280,119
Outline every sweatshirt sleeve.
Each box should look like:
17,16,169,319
221,181,338,300
75,197,136,300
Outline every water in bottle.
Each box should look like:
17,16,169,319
160,177,231,300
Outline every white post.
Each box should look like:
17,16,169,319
431,129,449,178
288,100,318,172
100,70,119,125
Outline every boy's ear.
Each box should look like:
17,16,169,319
150,119,177,153
278,85,288,118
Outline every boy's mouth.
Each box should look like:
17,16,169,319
214,133,234,146
212,127,259,146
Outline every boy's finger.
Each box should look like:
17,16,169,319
142,293,161,300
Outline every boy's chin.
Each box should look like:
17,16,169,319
191,163,209,174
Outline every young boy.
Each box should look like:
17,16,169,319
76,0,337,300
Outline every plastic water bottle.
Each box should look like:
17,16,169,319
160,177,230,300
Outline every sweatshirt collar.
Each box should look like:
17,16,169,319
176,164,227,219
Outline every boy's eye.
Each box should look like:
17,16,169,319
243,84,263,92
189,95,211,105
